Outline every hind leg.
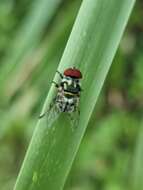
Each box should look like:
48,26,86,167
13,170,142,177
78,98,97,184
39,97,56,119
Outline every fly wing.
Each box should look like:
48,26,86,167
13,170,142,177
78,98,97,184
68,96,80,130
39,97,59,120
68,108,80,131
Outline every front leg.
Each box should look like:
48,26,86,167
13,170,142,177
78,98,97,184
56,70,63,79
52,81,59,88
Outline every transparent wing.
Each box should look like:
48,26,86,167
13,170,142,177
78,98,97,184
39,98,59,120
68,108,80,131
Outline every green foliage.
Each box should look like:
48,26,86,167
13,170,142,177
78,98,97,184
0,0,143,190
13,0,134,189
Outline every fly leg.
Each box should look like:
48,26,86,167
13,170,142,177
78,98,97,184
39,81,59,119
38,102,54,119
52,81,59,88
56,71,63,79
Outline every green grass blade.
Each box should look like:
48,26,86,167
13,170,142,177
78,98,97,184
14,0,135,189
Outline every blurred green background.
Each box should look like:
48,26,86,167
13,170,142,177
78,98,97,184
0,0,142,190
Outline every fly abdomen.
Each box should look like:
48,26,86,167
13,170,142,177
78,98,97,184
64,91,79,99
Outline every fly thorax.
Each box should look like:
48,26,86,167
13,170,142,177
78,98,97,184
61,76,81,94
62,77,73,89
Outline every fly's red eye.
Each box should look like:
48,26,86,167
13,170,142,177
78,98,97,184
64,68,82,79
